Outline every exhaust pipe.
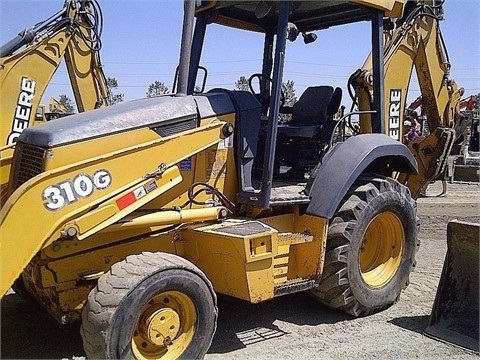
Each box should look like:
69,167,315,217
176,0,195,96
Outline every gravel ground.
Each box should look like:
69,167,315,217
1,181,479,359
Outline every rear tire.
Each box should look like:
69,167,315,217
80,252,217,359
310,175,420,316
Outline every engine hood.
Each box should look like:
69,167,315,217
18,95,198,148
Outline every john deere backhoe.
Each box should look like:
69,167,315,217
0,0,109,204
1,1,477,358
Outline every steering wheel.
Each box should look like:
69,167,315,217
248,73,285,107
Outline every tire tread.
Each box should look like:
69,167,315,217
81,252,216,359
310,175,419,316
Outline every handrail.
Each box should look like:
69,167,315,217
329,110,377,148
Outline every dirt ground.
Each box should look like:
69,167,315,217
1,181,479,359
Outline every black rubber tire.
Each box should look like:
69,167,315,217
11,274,36,303
310,174,420,316
80,252,217,359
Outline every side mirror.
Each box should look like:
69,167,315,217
302,32,317,44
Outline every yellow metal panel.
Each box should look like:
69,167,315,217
43,223,175,259
44,232,177,284
0,120,226,296
44,128,160,170
192,113,237,205
274,263,289,277
75,167,183,240
277,243,291,256
262,213,328,282
260,213,295,233
292,215,328,280
146,113,237,211
181,220,277,302
73,204,118,236
352,0,405,18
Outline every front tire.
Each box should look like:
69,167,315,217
310,175,420,316
12,274,35,303
80,252,217,359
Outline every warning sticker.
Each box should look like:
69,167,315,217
180,157,192,171
218,135,233,149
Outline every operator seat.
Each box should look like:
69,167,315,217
290,86,334,126
277,85,342,141
275,86,343,178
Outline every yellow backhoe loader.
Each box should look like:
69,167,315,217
0,0,109,205
1,1,477,358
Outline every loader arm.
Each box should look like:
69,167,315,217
0,0,109,204
0,108,228,297
351,0,463,198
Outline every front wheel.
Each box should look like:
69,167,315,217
310,175,420,316
81,252,217,359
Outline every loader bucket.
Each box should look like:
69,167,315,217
425,220,479,352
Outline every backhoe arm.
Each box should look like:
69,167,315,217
64,2,109,113
351,0,463,198
0,0,108,146
0,0,109,204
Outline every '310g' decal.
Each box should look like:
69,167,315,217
42,170,112,211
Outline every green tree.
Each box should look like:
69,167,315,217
58,94,75,113
282,80,297,107
234,76,297,108
146,81,169,98
107,77,124,105
279,80,297,123
235,76,250,91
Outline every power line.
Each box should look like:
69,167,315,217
99,59,478,72
102,59,263,65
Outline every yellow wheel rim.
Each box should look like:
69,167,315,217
360,211,404,288
133,290,197,360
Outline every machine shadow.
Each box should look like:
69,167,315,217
0,293,85,359
208,292,352,354
1,291,351,358
388,314,431,335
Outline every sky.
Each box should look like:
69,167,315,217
1,0,479,111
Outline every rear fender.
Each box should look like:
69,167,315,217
306,134,417,219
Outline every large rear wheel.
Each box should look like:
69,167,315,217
310,175,420,316
81,252,217,359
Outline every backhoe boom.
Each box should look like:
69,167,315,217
0,0,109,204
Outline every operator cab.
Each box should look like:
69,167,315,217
188,1,401,208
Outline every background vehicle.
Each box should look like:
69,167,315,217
403,93,479,182
0,0,109,204
0,1,472,358
456,93,479,151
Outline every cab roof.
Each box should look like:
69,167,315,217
196,0,405,33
